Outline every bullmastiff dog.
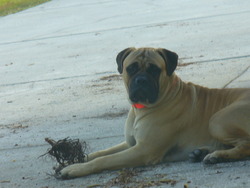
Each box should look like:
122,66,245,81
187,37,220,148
59,47,250,179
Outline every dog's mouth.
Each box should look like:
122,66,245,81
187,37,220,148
130,89,145,103
129,87,158,104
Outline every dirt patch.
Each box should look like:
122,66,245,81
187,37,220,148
100,74,122,81
90,83,111,88
0,123,28,133
87,168,178,188
105,168,138,187
178,55,204,67
0,123,28,129
87,74,123,95
90,109,129,120
178,62,195,67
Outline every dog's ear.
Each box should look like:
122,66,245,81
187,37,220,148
116,48,135,74
157,48,178,76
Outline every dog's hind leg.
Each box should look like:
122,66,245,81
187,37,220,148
203,140,250,164
205,101,250,164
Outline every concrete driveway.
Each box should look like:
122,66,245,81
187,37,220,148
0,0,250,187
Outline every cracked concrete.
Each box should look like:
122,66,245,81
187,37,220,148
222,66,250,88
0,0,250,187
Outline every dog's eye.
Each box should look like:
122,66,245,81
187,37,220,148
147,64,161,77
126,63,139,75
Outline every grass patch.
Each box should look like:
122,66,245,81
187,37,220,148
0,0,50,16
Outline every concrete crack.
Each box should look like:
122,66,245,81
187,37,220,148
187,55,250,64
222,65,250,88
0,71,115,87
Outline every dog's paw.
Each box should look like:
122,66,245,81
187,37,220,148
203,152,236,164
54,171,72,180
189,149,209,162
203,153,222,164
54,164,83,180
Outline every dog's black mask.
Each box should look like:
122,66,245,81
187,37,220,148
127,62,161,104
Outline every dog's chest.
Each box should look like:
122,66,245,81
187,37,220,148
125,116,144,147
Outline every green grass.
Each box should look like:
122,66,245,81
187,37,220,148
0,0,50,16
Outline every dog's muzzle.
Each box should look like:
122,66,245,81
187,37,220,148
129,73,159,104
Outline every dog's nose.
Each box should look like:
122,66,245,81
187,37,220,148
135,76,147,85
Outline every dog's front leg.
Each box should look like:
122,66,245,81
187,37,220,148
86,142,129,162
58,144,154,179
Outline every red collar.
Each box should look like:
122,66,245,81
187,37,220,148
132,103,146,109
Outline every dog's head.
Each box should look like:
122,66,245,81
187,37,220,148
116,47,178,106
